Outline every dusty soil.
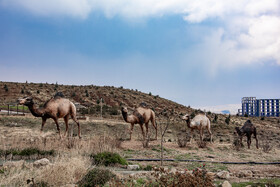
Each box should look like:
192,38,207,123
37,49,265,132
0,115,280,185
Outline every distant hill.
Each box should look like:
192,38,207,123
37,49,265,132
0,81,194,119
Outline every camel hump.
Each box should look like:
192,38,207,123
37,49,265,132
139,102,148,108
54,92,65,98
133,110,145,124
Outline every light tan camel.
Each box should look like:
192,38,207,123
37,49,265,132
182,113,212,143
121,106,157,140
18,93,81,139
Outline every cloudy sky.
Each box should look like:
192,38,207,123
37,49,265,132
0,0,279,111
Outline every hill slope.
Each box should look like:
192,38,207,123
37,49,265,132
0,81,192,118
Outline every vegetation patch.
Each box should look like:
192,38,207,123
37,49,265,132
232,178,280,187
91,152,127,166
78,167,115,187
0,148,55,157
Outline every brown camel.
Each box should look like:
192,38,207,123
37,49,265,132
18,93,81,139
121,106,157,140
235,120,258,149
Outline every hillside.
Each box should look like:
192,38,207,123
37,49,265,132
0,81,192,119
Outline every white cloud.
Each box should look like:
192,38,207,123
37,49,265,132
1,0,279,68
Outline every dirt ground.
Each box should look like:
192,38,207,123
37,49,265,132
0,115,280,185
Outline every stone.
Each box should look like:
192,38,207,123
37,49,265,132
238,170,253,178
216,171,230,179
33,158,50,168
127,165,140,170
207,172,215,179
167,129,172,133
222,180,232,187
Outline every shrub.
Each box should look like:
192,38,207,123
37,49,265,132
4,84,8,92
110,166,214,187
213,114,218,123
78,168,115,187
143,165,153,171
244,113,248,117
177,134,187,148
225,115,230,125
262,138,273,153
91,152,127,166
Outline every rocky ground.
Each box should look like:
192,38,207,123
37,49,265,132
0,115,280,186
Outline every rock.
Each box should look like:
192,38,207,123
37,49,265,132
237,170,253,178
222,180,232,187
167,129,172,133
127,165,140,170
33,158,50,168
170,168,177,173
3,160,25,169
207,172,215,179
216,171,230,179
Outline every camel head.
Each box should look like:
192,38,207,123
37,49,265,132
18,96,34,106
121,106,128,113
235,127,243,136
182,114,190,121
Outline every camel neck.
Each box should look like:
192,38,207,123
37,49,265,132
28,104,44,117
121,110,128,122
186,119,191,128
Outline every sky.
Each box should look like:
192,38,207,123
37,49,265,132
0,0,280,112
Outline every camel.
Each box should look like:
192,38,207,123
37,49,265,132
182,113,212,143
18,93,81,139
235,120,258,149
121,106,157,140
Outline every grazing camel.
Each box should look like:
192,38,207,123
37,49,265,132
235,120,258,149
182,113,212,143
18,93,81,139
121,106,157,140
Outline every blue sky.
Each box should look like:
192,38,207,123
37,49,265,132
0,0,279,110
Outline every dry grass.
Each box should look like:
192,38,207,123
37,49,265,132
0,154,90,186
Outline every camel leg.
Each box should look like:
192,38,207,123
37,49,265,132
64,114,69,137
254,131,259,149
151,117,157,140
53,119,61,139
207,125,213,143
140,124,145,140
247,135,251,149
200,127,203,143
129,123,134,140
240,136,244,147
41,117,47,134
71,115,81,139
145,123,149,139
189,128,194,143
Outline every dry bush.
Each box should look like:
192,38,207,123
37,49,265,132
78,167,115,187
0,154,90,186
197,141,207,148
177,133,187,148
233,137,241,151
261,138,273,153
142,134,151,148
109,166,214,187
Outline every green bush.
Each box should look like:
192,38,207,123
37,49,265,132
225,115,231,125
78,168,115,187
91,152,127,166
0,148,55,157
